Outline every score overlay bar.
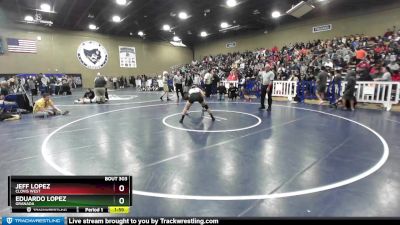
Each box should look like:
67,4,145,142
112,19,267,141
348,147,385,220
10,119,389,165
8,176,132,213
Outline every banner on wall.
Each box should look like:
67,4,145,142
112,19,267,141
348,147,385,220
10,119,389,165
119,46,137,68
312,24,332,33
226,42,236,48
77,41,108,70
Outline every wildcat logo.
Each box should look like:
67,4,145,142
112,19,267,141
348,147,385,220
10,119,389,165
77,41,108,70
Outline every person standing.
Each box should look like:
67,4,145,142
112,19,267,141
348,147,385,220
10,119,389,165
316,66,328,105
94,73,107,104
193,74,201,86
341,71,357,111
112,77,118,89
204,69,213,98
259,65,275,111
183,73,193,99
160,71,171,101
173,72,184,100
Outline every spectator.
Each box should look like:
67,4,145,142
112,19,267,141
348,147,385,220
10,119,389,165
217,82,227,101
316,66,328,105
112,77,118,89
160,71,172,101
184,73,193,96
374,67,392,81
0,109,21,121
33,93,69,118
0,81,9,100
392,70,400,81
193,74,201,86
341,71,357,111
388,58,399,72
355,47,367,63
228,83,238,101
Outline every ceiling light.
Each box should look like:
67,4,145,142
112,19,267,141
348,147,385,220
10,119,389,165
116,0,127,5
89,24,97,30
200,31,208,37
226,0,237,8
40,3,51,12
272,11,281,18
24,15,34,22
138,31,144,36
173,36,181,42
178,12,188,20
163,24,171,31
220,22,229,28
112,15,121,23
170,41,186,47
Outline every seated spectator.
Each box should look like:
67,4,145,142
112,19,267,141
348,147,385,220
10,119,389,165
228,83,238,100
0,109,20,121
374,67,392,81
217,82,227,101
227,68,238,81
0,81,17,108
0,81,9,100
355,47,367,63
392,70,400,81
33,93,69,118
59,80,72,95
388,59,399,72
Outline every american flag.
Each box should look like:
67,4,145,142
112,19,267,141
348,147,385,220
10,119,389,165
7,38,37,53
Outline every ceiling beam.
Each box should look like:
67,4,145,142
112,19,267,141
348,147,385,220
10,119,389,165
15,0,22,19
113,1,154,35
62,0,78,27
72,0,97,29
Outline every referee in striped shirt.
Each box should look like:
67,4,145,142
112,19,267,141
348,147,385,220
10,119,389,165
259,65,275,111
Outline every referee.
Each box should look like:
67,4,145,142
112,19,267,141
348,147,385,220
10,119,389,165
259,65,275,111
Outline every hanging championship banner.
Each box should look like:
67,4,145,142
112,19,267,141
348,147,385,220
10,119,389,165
119,46,137,68
312,24,332,33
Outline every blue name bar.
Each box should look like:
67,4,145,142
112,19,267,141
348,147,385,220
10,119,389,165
2,217,64,225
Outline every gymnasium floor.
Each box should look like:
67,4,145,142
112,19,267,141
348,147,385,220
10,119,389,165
1,88,400,217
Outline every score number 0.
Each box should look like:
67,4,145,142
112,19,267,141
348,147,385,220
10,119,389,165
118,184,126,205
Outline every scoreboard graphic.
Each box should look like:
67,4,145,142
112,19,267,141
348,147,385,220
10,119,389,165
8,176,132,213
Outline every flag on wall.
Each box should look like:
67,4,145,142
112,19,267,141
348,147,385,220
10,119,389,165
7,38,37,53
0,37,4,54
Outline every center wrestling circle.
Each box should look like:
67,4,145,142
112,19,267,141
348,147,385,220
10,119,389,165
162,110,262,133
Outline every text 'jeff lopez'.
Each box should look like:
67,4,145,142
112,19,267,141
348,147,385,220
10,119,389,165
15,184,51,194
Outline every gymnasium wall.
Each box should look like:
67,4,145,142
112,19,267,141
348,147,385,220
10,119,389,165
194,3,400,59
0,14,193,88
